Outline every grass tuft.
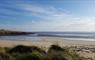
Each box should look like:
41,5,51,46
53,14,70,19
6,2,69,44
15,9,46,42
0,45,86,60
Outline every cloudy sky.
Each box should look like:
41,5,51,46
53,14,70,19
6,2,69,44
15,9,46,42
0,0,95,32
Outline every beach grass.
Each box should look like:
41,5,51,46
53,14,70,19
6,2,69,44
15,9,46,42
0,44,86,60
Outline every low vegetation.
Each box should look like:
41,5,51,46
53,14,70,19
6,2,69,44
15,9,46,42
0,45,85,60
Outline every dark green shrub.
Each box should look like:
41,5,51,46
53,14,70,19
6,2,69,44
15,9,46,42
7,45,46,54
7,45,32,54
15,51,47,60
48,45,64,52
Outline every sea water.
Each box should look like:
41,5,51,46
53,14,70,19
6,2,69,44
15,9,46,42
0,32,95,41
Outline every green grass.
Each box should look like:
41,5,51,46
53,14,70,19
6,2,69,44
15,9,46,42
0,45,86,60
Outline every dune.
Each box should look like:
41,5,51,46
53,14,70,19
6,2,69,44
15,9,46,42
0,37,95,60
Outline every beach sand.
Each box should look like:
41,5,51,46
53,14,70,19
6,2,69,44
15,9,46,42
0,37,95,47
0,37,95,59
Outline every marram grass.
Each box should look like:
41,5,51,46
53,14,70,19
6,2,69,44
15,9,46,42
0,45,86,60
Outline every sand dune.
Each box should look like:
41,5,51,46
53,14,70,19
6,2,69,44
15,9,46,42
0,37,95,60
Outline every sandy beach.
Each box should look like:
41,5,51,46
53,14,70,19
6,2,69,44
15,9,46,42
0,37,95,59
0,37,95,47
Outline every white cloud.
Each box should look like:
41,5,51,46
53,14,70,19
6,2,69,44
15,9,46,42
21,4,95,32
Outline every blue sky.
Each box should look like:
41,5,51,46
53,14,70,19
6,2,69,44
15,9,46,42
1,0,95,32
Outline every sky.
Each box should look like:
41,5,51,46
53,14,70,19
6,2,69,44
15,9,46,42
1,0,95,32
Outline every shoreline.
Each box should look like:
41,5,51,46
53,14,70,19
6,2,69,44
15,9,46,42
0,37,95,47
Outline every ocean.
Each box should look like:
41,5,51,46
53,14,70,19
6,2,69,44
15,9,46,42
0,32,95,41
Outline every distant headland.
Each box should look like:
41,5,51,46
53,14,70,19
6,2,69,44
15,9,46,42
0,29,34,36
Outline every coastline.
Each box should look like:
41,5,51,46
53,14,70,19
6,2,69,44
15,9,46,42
0,37,95,47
